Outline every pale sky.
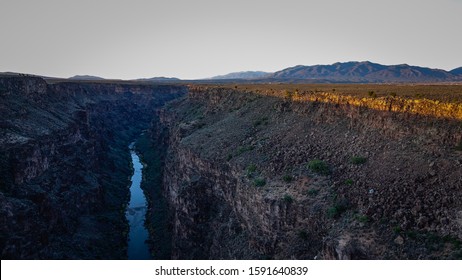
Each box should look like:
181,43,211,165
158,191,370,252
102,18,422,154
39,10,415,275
1,0,461,79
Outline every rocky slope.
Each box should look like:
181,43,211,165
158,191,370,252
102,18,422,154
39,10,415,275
0,76,185,259
151,85,462,259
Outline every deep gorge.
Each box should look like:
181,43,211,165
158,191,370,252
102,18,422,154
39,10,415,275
1,77,461,259
0,76,185,259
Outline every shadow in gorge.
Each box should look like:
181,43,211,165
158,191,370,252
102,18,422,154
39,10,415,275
0,76,185,259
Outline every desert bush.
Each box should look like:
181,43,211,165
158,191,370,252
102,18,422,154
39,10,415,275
307,189,319,197
356,214,369,223
350,156,367,164
327,198,350,218
283,194,294,203
307,159,330,175
253,178,266,187
246,164,257,177
282,174,293,182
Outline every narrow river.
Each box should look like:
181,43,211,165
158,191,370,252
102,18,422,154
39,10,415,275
126,144,151,259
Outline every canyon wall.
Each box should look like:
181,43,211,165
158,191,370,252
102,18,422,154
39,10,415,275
153,86,462,259
2,77,461,260
0,76,185,259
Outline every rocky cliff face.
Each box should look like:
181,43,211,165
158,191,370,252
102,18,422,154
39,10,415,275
0,76,185,259
153,85,462,259
2,77,461,260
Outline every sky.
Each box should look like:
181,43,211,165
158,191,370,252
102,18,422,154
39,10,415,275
0,0,461,79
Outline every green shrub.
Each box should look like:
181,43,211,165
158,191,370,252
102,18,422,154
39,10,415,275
393,226,402,234
307,159,330,175
307,189,319,197
350,156,367,165
356,214,369,223
247,164,257,173
344,179,354,185
283,194,294,203
246,164,257,177
253,178,266,187
282,174,293,182
226,154,233,161
327,198,350,218
327,206,340,218
236,145,254,156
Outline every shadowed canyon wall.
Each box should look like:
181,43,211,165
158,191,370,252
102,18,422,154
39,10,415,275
0,76,185,259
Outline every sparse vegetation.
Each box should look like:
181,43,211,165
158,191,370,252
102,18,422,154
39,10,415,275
307,189,319,197
350,156,367,165
402,230,462,257
307,159,330,175
284,90,293,99
253,178,266,187
356,214,370,223
282,174,293,182
236,145,254,156
283,194,294,203
344,179,354,186
246,164,257,176
393,226,402,234
327,198,350,218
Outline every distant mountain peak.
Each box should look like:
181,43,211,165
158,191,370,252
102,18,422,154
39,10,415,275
68,75,105,80
136,77,180,82
210,71,272,80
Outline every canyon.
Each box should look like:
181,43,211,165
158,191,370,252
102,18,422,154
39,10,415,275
1,76,461,259
0,76,185,258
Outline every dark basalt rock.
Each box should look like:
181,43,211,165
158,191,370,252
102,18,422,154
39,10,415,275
0,76,185,259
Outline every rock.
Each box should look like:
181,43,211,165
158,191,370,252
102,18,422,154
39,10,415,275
394,235,404,245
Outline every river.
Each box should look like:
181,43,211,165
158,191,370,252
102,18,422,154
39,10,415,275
126,145,151,259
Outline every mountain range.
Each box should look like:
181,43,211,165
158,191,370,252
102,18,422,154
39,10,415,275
3,61,461,83
211,61,462,83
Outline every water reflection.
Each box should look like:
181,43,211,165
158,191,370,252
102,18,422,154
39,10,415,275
126,147,151,260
